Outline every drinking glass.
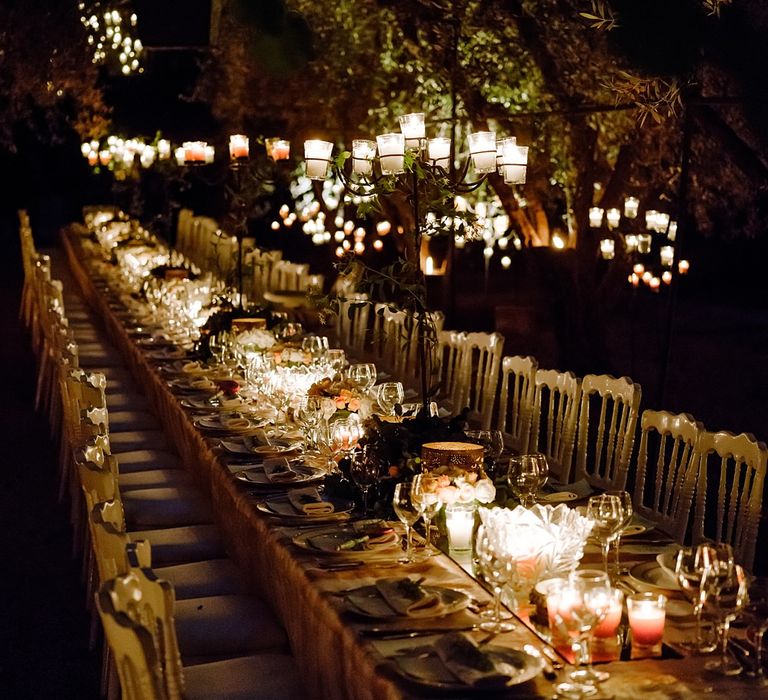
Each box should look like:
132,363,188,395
475,525,516,632
326,348,347,375
377,382,404,415
347,363,376,392
296,395,324,448
547,578,613,697
586,494,624,576
743,577,768,685
674,544,718,653
301,335,325,361
507,454,549,508
392,482,420,563
349,446,380,514
606,490,633,579
704,561,748,676
273,322,303,341
411,473,441,553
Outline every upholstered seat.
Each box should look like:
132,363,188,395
108,429,171,452
154,559,244,600
108,409,161,432
128,524,227,566
118,467,194,492
122,486,213,529
183,654,303,699
113,448,182,472
104,391,150,411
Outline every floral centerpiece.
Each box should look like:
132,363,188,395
307,377,372,421
273,345,312,367
235,328,276,354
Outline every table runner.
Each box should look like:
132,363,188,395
61,225,756,700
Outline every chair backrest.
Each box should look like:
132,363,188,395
574,374,641,491
175,208,194,256
90,499,150,584
434,330,467,409
270,260,309,292
692,431,767,570
633,410,702,542
529,368,580,482
496,355,538,453
96,558,185,700
461,332,505,429
336,293,370,356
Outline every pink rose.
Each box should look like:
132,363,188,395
347,398,360,411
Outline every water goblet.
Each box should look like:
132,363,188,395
586,494,624,576
411,473,441,554
392,482,420,563
347,363,376,392
507,454,549,508
605,490,633,580
301,335,325,361
377,382,404,415
326,348,346,375
704,561,748,676
349,446,380,514
475,526,516,632
743,577,768,685
674,544,718,653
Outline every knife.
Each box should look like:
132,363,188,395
360,625,479,639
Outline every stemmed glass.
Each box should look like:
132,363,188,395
392,482,420,563
704,557,748,676
411,474,441,554
347,363,377,392
674,544,718,653
743,577,768,685
507,454,549,508
475,525,516,633
466,429,505,478
296,395,324,449
320,417,362,474
326,348,346,375
301,335,326,361
349,446,380,514
605,490,633,580
586,494,625,576
547,577,613,698
377,382,404,415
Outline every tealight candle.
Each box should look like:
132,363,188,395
606,208,621,229
427,137,451,169
304,139,333,179
624,196,639,219
352,139,377,175
376,133,405,175
445,504,474,551
628,593,666,647
678,259,690,275
468,131,497,174
229,134,249,160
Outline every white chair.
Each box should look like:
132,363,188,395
270,260,309,292
574,374,641,491
176,208,194,256
250,249,283,302
496,355,537,453
434,330,467,411
692,431,766,571
529,369,580,483
461,332,505,429
96,555,302,700
336,293,370,358
633,410,702,543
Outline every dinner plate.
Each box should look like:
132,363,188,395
389,644,543,691
538,491,578,504
345,585,469,620
182,396,249,412
621,523,649,536
167,378,218,393
255,494,352,519
220,436,298,455
233,463,325,488
628,561,681,593
292,524,401,558
193,414,258,432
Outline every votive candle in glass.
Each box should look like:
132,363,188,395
592,589,624,638
157,139,171,159
660,245,674,267
376,133,405,175
667,220,678,241
204,145,215,164
398,112,425,149
624,196,639,219
600,238,615,260
304,139,333,179
624,234,638,253
229,134,249,160
678,259,690,275
267,137,290,161
645,209,660,231
606,208,621,229
445,504,474,551
468,131,497,174
427,137,451,169
183,141,206,163
589,207,604,228
637,233,652,254
627,593,666,647
496,136,516,173
500,144,528,184
352,139,377,176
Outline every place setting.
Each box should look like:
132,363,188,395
254,486,354,522
229,457,326,488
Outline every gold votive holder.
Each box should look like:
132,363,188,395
421,441,484,473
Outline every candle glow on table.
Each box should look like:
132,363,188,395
445,504,474,551
627,593,666,647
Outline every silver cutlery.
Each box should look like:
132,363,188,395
360,625,479,639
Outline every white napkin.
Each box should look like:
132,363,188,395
191,378,216,391
251,429,271,447
181,360,203,373
434,633,512,688
263,457,298,482
222,414,251,430
288,487,334,514
219,395,243,409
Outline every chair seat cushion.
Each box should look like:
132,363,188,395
118,468,193,492
175,595,288,659
78,349,124,368
184,654,302,700
154,559,244,599
108,409,159,431
129,524,226,566
108,429,170,452
113,449,181,473
105,392,150,411
122,486,213,528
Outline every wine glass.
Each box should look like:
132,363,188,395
392,482,420,563
475,525,516,632
377,382,404,415
349,446,380,514
704,560,748,676
347,363,376,392
743,577,768,685
547,577,613,698
326,348,346,375
605,490,633,580
301,335,325,361
296,395,324,449
674,544,718,653
586,494,625,576
568,571,614,684
507,454,549,508
411,473,441,554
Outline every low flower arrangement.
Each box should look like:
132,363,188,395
308,377,371,419
235,329,276,354
273,346,312,367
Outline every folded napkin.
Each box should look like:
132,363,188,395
191,378,216,391
181,360,203,373
263,457,299,482
218,395,243,409
251,429,271,448
434,633,514,688
309,524,395,553
222,413,251,430
288,487,334,514
374,577,443,618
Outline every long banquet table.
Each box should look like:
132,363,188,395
62,225,758,700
